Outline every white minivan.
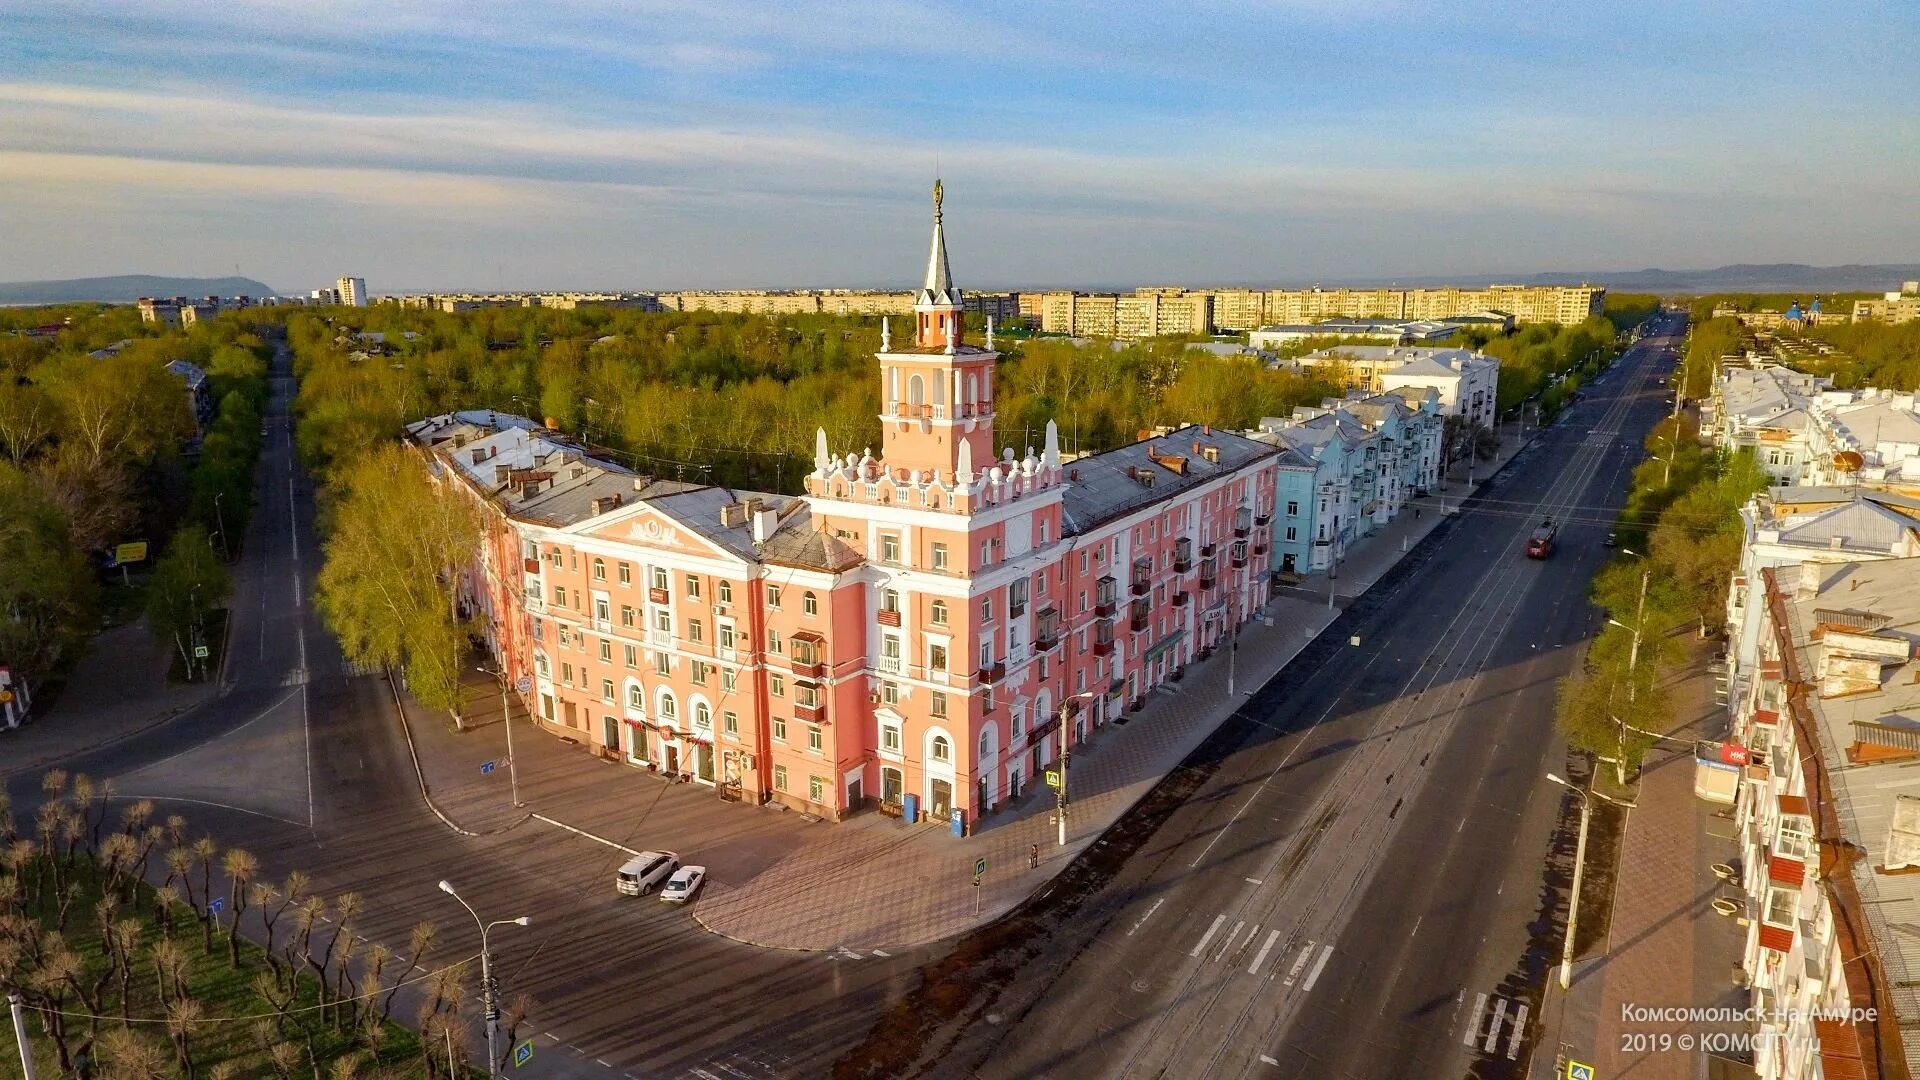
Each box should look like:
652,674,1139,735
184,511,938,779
616,851,680,896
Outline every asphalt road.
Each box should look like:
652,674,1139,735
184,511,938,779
837,312,1691,1080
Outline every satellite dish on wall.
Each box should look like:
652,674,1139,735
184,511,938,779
1834,451,1865,473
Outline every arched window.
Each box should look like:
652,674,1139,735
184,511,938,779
658,691,678,722
978,722,996,759
592,557,606,581
803,592,819,616
694,702,712,730
626,682,644,710
932,735,951,762
908,374,926,406
931,600,948,625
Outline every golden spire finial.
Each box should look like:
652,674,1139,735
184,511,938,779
933,178,943,215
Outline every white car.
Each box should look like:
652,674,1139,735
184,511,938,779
658,865,706,904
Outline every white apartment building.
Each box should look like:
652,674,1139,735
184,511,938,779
1292,344,1499,429
1727,558,1920,1079
1708,365,1833,485
337,277,368,307
1804,389,1920,489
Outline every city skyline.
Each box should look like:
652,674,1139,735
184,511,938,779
4,1,1917,292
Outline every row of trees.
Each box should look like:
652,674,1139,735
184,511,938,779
0,308,272,697
1556,408,1770,781
1,771,514,1077
1473,316,1622,418
1793,318,1920,391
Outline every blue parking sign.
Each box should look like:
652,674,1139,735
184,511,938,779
481,760,496,775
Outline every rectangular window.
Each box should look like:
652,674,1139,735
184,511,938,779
601,679,614,702
689,619,704,644
685,574,701,599
624,644,637,668
771,674,785,697
929,643,949,672
1009,579,1028,618
808,774,825,803
768,629,783,654
931,691,948,718
773,716,787,742
882,724,901,752
1777,816,1814,860
723,710,739,736
718,623,734,651
807,725,823,752
618,562,632,585
651,566,668,592
690,661,709,685
620,605,636,627
654,652,670,676
774,764,788,790
767,585,783,609
932,543,949,571
652,609,671,634
931,600,948,625
561,662,573,684
1764,885,1797,926
718,580,733,604
983,597,994,622
722,668,737,693
551,584,565,605
881,533,902,564
882,681,899,705
595,598,610,623
1287,500,1299,516
599,640,612,663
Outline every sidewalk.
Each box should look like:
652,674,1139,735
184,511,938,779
1532,637,1750,1079
390,431,1536,952
0,619,220,781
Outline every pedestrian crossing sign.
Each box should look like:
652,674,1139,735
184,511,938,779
1567,1062,1595,1080
514,1040,534,1067
1045,769,1061,789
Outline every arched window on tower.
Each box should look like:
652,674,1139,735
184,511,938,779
908,374,926,408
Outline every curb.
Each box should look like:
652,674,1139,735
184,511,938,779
383,671,532,839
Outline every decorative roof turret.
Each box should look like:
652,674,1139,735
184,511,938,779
917,179,959,309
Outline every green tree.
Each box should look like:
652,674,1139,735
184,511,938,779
315,444,479,716
0,462,98,684
146,524,231,680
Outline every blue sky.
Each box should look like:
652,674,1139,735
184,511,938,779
2,0,1915,293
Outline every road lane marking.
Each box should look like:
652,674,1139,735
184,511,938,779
1259,1055,1279,1066
1244,877,1263,884
1249,929,1281,975
1128,897,1165,937
1484,997,1508,1053
1301,944,1333,992
1215,920,1245,962
1190,914,1226,958
1463,992,1488,1046
1507,1003,1529,1059
1282,942,1314,985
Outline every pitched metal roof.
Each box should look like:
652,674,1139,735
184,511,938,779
1058,425,1276,534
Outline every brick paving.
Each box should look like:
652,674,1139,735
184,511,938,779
389,437,1532,951
1534,638,1750,1079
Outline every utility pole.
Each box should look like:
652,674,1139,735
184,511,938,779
1547,773,1633,990
213,492,228,560
1056,693,1096,847
9,992,37,1080
478,666,523,807
1607,553,1653,785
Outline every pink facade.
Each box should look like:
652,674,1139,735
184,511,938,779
410,184,1280,830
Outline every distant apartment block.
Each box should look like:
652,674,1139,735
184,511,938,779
380,292,663,313
1248,318,1462,349
1289,344,1500,428
337,276,368,307
1042,284,1602,337
1852,281,1920,325
658,290,918,316
1039,289,1212,339
137,294,256,326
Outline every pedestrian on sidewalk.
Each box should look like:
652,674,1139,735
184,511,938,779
1029,843,1040,870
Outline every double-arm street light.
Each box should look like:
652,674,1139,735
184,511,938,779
437,880,530,1079
1545,773,1634,991
1602,548,1654,785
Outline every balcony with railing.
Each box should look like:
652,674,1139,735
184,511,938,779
1130,558,1153,597
977,659,1006,684
1130,599,1150,633
791,633,826,678
1230,541,1249,568
1095,576,1118,617
1173,591,1190,608
1198,559,1218,590
523,592,546,614
1036,607,1063,650
1174,536,1193,574
1233,506,1253,538
648,628,673,647
794,698,826,724
878,607,902,627
1093,622,1115,656
879,653,904,675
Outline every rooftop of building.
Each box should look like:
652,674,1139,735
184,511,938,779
1770,558,1920,1072
1298,344,1497,374
1058,424,1277,534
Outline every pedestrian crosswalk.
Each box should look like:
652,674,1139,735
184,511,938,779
1183,915,1334,989
1460,990,1529,1060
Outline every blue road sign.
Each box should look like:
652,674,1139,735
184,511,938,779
480,760,496,775
513,1040,535,1068
207,897,225,916
514,676,532,695
1567,1062,1595,1080
973,857,987,878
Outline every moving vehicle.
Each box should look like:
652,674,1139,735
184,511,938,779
1604,530,1617,548
659,865,707,904
1526,518,1558,559
616,851,680,896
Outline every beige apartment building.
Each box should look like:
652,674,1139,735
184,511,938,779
658,290,917,316
1201,284,1605,331
1041,289,1212,338
1853,281,1920,325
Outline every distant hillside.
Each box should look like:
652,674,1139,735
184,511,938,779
0,275,278,305
1497,263,1920,294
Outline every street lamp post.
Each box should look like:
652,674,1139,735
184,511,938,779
213,491,228,561
9,991,37,1080
1546,773,1633,990
1605,549,1654,785
1055,691,1098,847
437,880,529,1079
477,666,523,807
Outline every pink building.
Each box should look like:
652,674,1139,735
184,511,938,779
409,183,1281,830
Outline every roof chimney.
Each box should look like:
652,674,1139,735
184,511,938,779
750,508,778,544
1796,561,1821,600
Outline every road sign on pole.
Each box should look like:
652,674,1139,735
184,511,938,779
193,644,210,659
480,760,496,775
1567,1062,1595,1080
514,1040,535,1068
1044,769,1061,789
973,857,987,878
514,676,532,695
207,897,225,916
